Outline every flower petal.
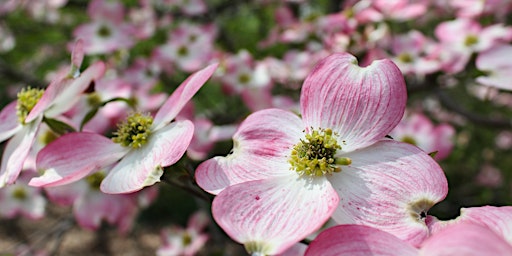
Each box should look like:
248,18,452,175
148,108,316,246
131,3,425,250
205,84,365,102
101,120,194,194
305,225,418,256
428,206,512,245
153,63,218,129
421,223,512,255
0,101,22,142
30,132,127,187
26,61,106,122
300,53,406,152
195,108,303,195
328,140,448,246
0,118,41,187
212,175,339,255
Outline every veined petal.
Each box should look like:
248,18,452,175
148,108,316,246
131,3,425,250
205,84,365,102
421,223,512,255
300,53,406,152
0,101,22,142
26,61,106,122
195,108,303,195
305,225,418,256
328,140,448,246
30,132,127,187
153,63,218,130
212,175,339,255
101,120,194,194
0,118,41,187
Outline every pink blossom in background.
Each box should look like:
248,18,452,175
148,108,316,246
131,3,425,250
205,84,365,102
29,63,218,194
154,22,217,73
177,102,237,161
73,0,135,55
390,112,455,161
496,130,512,150
157,211,209,256
44,171,146,234
433,18,512,73
156,0,207,16
352,0,427,23
476,44,512,91
0,170,46,220
475,164,503,188
0,40,105,187
195,53,448,254
390,30,441,76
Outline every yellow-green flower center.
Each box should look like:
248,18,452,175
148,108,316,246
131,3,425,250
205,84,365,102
238,73,251,84
401,135,417,146
112,112,153,149
16,87,44,124
12,187,27,200
398,53,413,63
289,128,351,177
182,232,192,246
177,45,189,56
97,25,112,38
86,172,105,190
464,35,478,46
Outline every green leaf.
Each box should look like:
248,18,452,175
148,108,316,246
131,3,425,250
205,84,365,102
43,117,76,135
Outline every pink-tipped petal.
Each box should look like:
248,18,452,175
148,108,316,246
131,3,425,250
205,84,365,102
0,119,41,187
300,53,406,152
26,61,106,122
71,39,85,75
328,140,448,246
421,223,512,255
212,175,339,255
305,225,418,256
195,108,303,194
428,206,512,245
101,120,194,194
30,132,127,187
153,63,218,129
0,101,22,142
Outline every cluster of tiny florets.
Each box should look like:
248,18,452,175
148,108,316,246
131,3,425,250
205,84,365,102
289,128,342,177
112,112,154,149
16,87,45,124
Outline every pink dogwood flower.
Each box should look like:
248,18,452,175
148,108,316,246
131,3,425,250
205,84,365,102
73,0,135,55
0,40,105,187
390,112,455,161
0,170,46,220
195,53,448,254
157,211,209,256
44,170,156,233
476,44,512,91
29,63,218,194
305,222,512,255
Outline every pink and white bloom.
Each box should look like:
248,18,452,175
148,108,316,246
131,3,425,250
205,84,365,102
73,0,135,55
154,22,216,73
304,222,512,255
390,112,455,161
157,211,209,256
0,40,105,187
426,206,512,245
433,18,512,73
195,53,448,254
0,170,46,220
29,63,218,194
476,44,512,91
